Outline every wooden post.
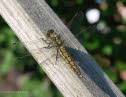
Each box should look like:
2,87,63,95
0,0,124,97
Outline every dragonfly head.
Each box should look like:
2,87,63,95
47,29,54,37
47,29,56,38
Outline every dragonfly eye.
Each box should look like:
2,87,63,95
48,29,54,33
47,29,54,37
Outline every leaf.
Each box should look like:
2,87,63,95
38,66,45,75
0,51,14,74
23,79,53,97
7,92,29,97
102,45,112,55
51,0,58,7
87,39,100,50
115,61,126,70
104,69,117,82
118,82,126,92
75,0,84,4
0,33,5,42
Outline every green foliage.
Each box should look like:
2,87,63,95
102,45,113,56
75,0,84,5
87,39,100,50
119,82,126,92
0,50,14,74
115,61,126,70
20,78,63,97
51,0,58,6
104,69,118,83
5,92,29,97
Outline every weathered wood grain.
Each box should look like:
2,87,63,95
0,0,124,97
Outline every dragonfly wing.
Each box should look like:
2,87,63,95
39,48,63,66
67,11,84,35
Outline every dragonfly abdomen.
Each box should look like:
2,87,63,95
59,46,83,78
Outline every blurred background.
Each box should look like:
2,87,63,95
0,0,126,97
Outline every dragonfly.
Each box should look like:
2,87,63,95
42,29,83,77
13,11,96,77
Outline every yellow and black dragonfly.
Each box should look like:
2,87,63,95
42,29,83,77
13,11,95,78
39,11,86,77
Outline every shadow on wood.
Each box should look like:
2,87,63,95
66,46,117,97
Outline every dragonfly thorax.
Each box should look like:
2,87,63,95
46,29,63,47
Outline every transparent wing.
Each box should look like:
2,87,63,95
12,11,84,63
67,11,84,35
12,25,97,64
12,10,95,47
13,38,64,65
12,10,97,65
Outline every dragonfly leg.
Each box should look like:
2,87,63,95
41,38,51,44
55,49,59,65
43,44,54,49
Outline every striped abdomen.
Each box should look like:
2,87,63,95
59,45,83,78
